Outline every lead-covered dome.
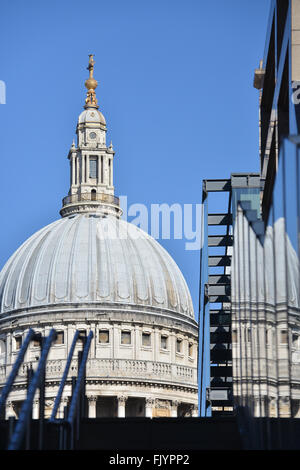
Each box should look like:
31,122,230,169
78,109,106,126
0,215,194,318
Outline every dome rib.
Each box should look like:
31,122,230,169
142,234,168,307
148,238,179,310
9,224,56,311
127,227,149,303
33,218,71,304
118,220,137,304
72,214,90,300
47,217,74,303
95,217,112,300
19,231,51,307
106,218,131,302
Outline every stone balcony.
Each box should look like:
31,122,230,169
0,358,197,388
60,191,122,218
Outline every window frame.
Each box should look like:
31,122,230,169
55,331,65,346
98,329,110,345
176,337,183,354
15,335,22,351
89,156,98,179
141,331,151,348
160,334,169,351
280,329,288,345
121,330,132,346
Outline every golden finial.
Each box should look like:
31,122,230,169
84,54,99,109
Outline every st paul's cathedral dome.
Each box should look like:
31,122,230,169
0,55,198,419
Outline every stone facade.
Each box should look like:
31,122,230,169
0,310,198,418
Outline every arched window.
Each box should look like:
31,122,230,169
91,189,96,201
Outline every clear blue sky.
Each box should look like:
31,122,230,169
0,0,271,316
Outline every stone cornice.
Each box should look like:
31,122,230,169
0,304,198,336
3,377,198,395
60,201,122,218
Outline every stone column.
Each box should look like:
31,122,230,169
45,399,54,419
82,154,85,183
86,155,90,182
59,397,69,419
117,395,127,418
109,158,113,186
192,404,198,417
32,399,39,419
71,154,76,187
171,400,179,417
104,156,108,186
254,397,261,417
145,398,155,418
279,396,291,418
269,397,278,418
87,395,97,418
76,156,79,186
98,155,101,184
7,332,11,359
5,401,15,419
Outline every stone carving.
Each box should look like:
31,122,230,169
145,397,155,406
46,360,63,374
117,395,127,405
171,400,179,408
152,362,171,375
155,399,170,410
176,365,193,378
87,395,97,403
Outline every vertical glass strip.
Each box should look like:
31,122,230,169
198,196,209,416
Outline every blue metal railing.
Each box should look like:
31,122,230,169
0,328,93,450
47,330,93,449
49,330,80,421
7,329,57,450
0,328,37,418
67,331,93,426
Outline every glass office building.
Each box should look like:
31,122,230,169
199,0,300,449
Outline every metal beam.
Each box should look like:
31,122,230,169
203,179,231,192
207,285,231,296
208,235,233,247
208,255,231,267
207,213,232,226
208,274,230,285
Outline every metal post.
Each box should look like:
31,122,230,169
8,329,57,450
70,376,76,450
67,331,93,450
8,416,15,446
62,405,68,450
79,350,86,419
50,330,80,422
25,366,33,450
38,362,45,450
26,365,33,390
77,351,83,444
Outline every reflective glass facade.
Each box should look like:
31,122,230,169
231,137,300,449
